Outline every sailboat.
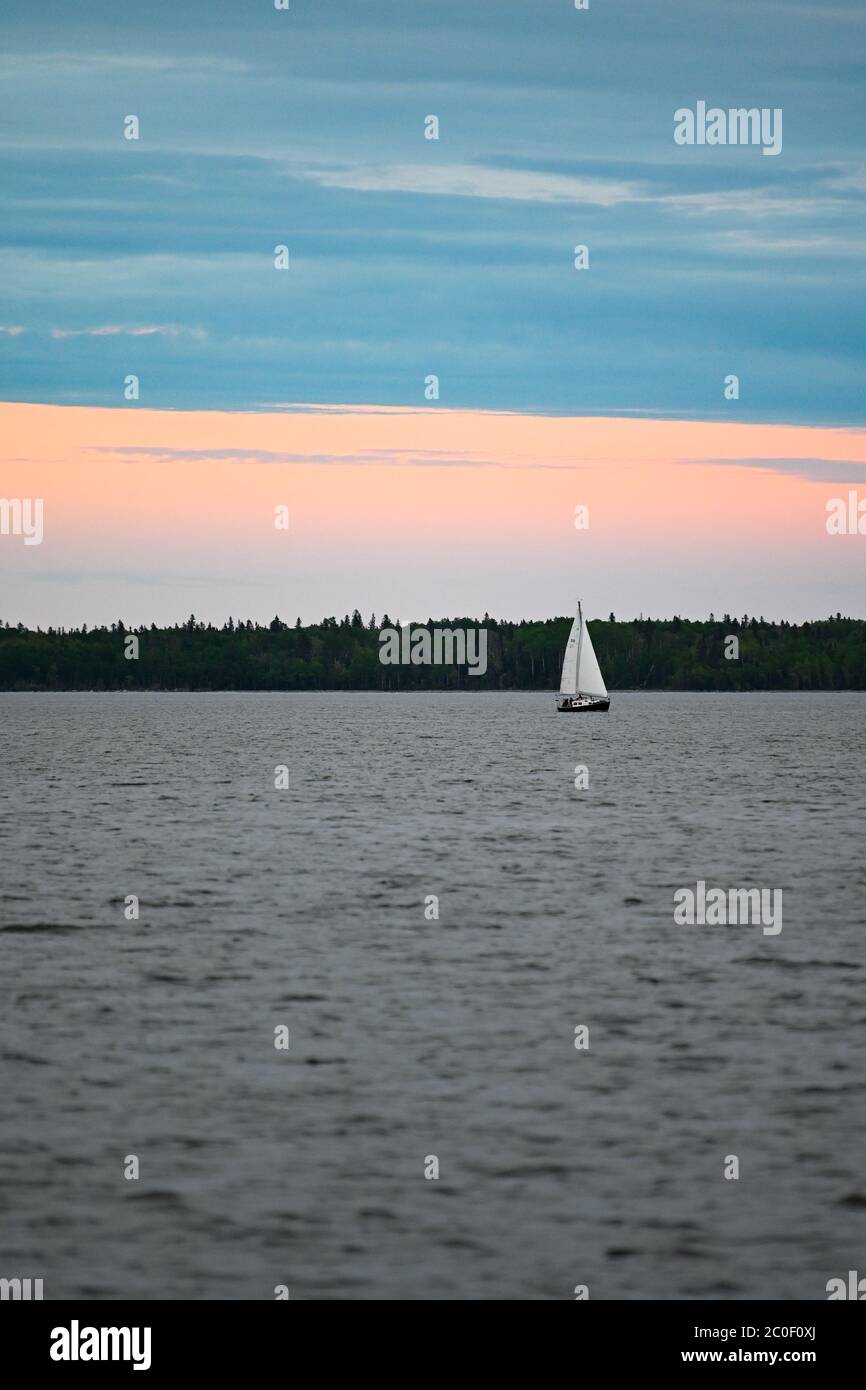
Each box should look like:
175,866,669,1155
557,601,610,712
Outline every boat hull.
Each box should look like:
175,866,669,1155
557,697,610,713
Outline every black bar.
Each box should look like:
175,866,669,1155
2,1299,862,1375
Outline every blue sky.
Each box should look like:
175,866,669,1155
2,0,865,422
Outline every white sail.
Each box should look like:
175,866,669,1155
559,603,608,699
559,613,580,694
577,618,607,699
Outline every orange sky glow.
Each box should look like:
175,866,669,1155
2,401,865,625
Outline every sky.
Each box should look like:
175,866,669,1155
1,0,865,624
4,400,866,627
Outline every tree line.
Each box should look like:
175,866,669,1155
0,611,863,691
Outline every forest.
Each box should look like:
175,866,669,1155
1,611,863,691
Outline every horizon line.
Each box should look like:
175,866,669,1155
4,611,862,632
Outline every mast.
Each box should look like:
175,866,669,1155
575,600,583,698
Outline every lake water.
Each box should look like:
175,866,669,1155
1,691,864,1300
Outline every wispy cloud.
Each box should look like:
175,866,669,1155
0,51,251,78
823,163,866,193
658,188,836,219
298,160,857,224
91,444,572,470
254,402,522,416
50,325,204,339
683,456,866,481
705,230,866,257
0,325,25,336
302,162,639,207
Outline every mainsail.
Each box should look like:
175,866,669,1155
559,603,608,699
559,614,580,694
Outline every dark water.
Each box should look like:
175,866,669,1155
1,692,864,1300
